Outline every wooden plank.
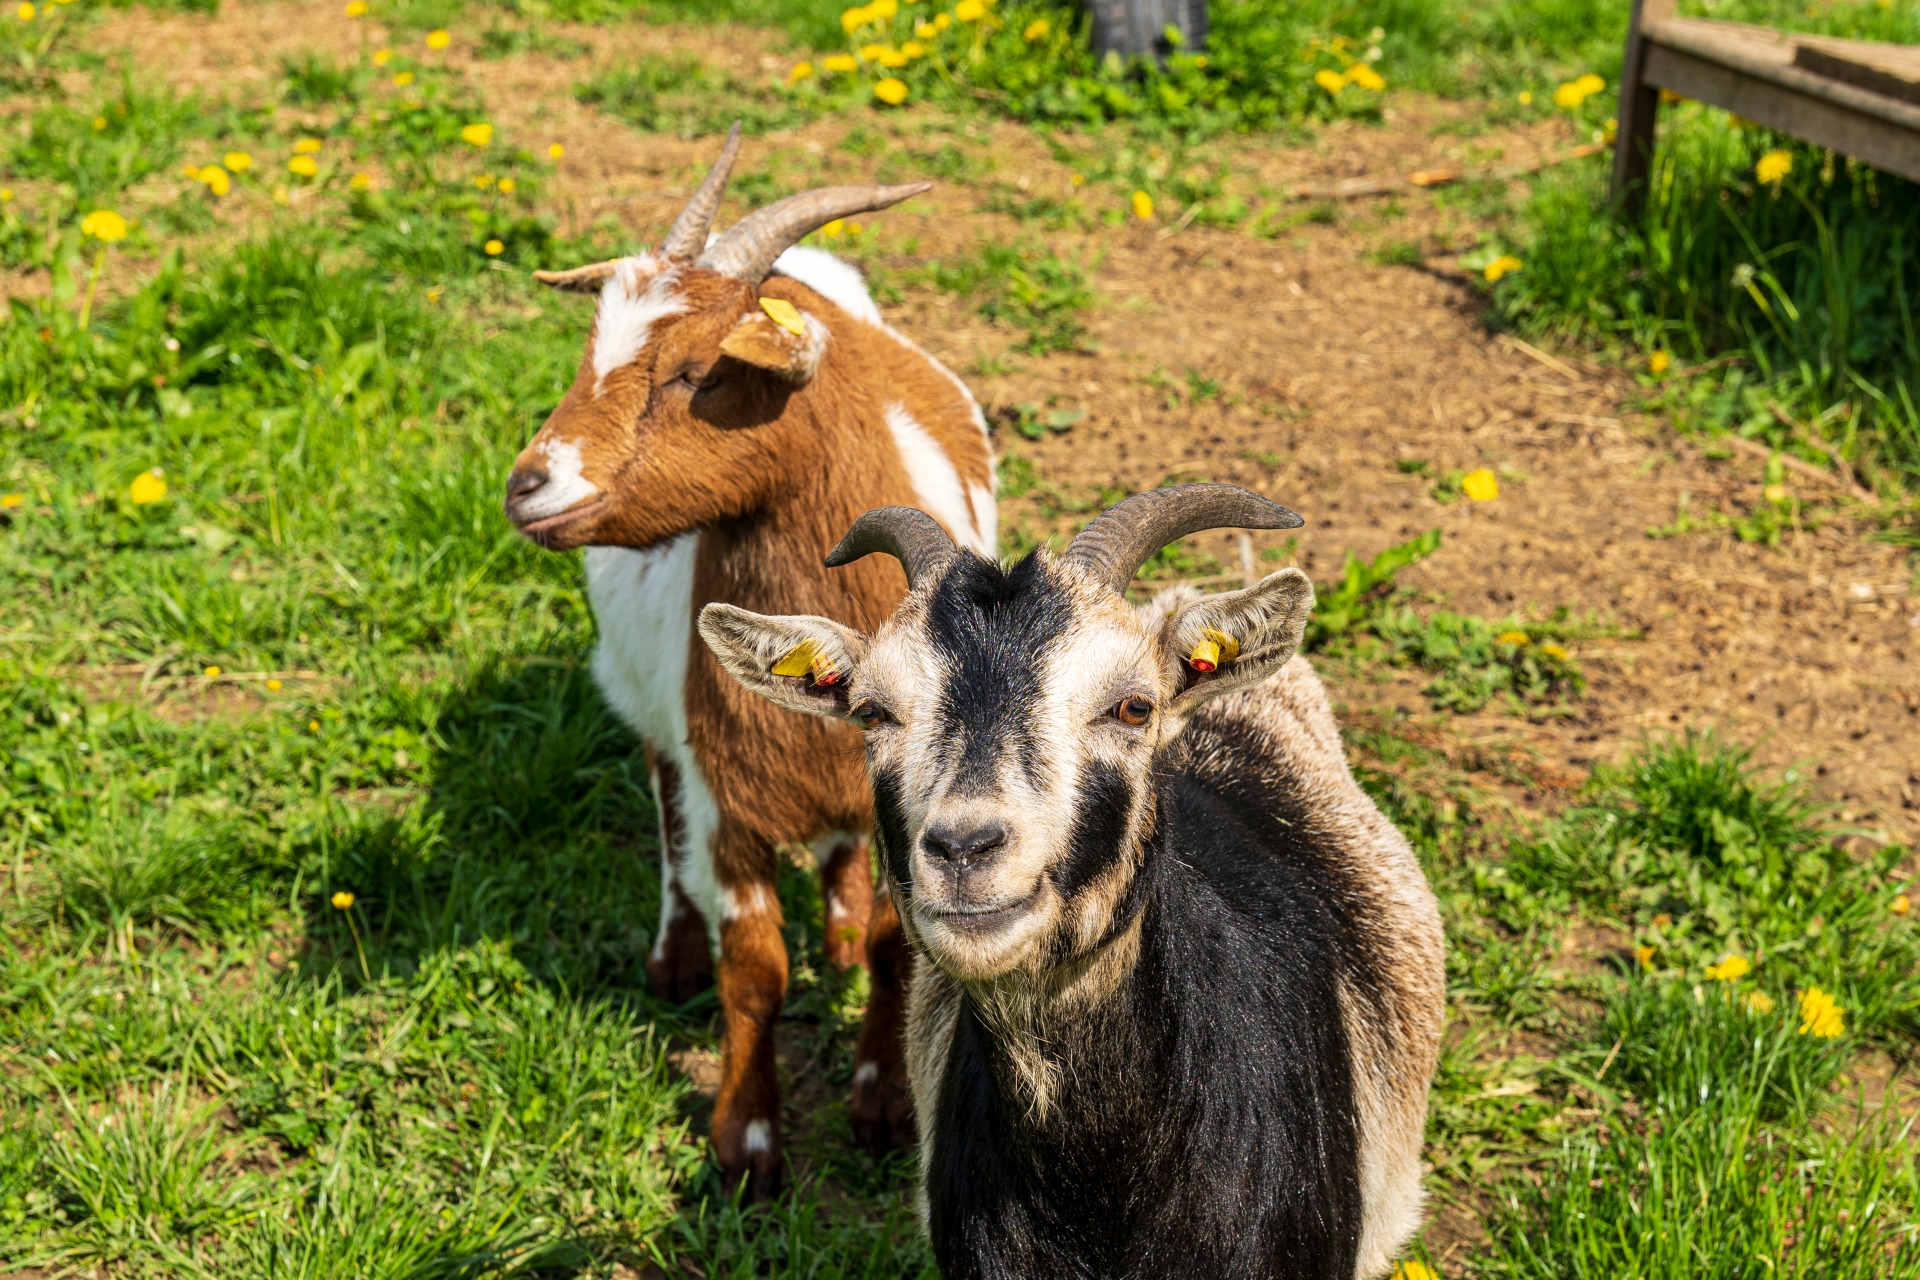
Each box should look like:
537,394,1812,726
1610,0,1675,216
1639,27,1920,184
1645,17,1920,132
1794,42,1920,108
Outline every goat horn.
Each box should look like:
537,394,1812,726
1061,484,1304,595
659,121,742,262
698,182,932,284
825,506,959,591
532,261,622,292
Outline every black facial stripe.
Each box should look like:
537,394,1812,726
870,767,915,894
924,552,1074,796
1047,762,1135,906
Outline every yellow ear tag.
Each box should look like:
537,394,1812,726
771,638,841,684
1187,628,1240,673
759,296,806,336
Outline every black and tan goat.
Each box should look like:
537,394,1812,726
698,484,1445,1278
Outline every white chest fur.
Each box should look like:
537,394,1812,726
585,537,698,749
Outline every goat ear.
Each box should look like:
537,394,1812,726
1158,569,1315,715
720,305,827,385
698,603,868,719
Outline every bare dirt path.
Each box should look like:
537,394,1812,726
90,0,1920,842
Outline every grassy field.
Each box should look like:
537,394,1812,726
3,0,1919,1275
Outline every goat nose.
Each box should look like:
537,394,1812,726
922,821,1008,869
506,468,549,503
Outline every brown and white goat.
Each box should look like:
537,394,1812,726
699,486,1445,1276
502,127,995,1195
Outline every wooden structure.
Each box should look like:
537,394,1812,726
1613,0,1920,214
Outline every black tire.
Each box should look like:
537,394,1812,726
1086,0,1208,60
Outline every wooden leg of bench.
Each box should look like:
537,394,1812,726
1612,0,1669,218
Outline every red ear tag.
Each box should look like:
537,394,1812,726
814,670,842,685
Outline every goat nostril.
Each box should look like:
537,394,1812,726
506,469,549,502
923,821,1008,868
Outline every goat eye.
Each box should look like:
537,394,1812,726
1111,696,1154,727
851,702,889,732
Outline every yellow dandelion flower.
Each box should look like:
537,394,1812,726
1538,642,1569,660
288,155,319,178
308,718,321,730
461,122,493,147
874,76,909,105
1131,189,1154,219
1705,954,1751,982
484,238,504,255
1635,943,1655,970
876,47,909,67
1483,254,1522,282
789,60,814,81
16,2,33,20
224,150,254,172
1745,990,1775,1015
823,53,858,73
474,172,496,188
1070,173,1084,185
1392,1264,1439,1280
1574,72,1605,96
820,218,846,238
1347,64,1385,92
498,176,516,194
266,678,283,691
331,890,356,909
0,188,11,201
858,42,888,59
372,47,392,65
1024,17,1049,38
548,142,565,158
934,11,951,29
345,0,367,15
199,165,231,196
1798,986,1844,1038
294,138,323,154
81,209,129,242
350,172,372,190
0,493,23,509
1648,349,1670,374
1314,67,1347,95
915,19,937,36
841,3,872,33
955,0,985,20
1755,149,1792,184
1763,482,1788,504
1893,893,1911,915
1517,90,1533,104
393,70,415,86
872,0,896,15
1495,630,1530,646
902,39,926,56
1553,80,1585,109
1461,468,1499,501
128,470,167,503
91,115,107,131
425,27,451,49
203,665,222,678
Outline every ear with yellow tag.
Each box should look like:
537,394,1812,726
699,604,868,720
720,299,826,385
1186,628,1240,673
770,637,842,685
1161,570,1315,714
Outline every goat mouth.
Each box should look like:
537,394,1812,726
923,888,1040,935
512,498,606,545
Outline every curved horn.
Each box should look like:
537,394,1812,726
659,121,742,261
698,182,932,284
1062,484,1304,594
825,506,959,591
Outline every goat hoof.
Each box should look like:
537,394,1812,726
717,1139,784,1203
850,1071,915,1153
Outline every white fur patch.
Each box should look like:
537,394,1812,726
587,537,724,947
743,1119,772,1155
720,882,772,922
514,437,599,521
771,245,882,325
593,255,685,392
885,402,994,557
853,1061,879,1087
